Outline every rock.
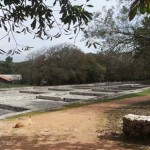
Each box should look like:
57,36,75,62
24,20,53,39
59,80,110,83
14,116,32,128
123,114,150,138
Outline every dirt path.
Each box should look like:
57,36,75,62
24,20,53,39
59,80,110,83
0,95,150,150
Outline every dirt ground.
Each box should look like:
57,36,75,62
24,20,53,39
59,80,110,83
0,96,150,150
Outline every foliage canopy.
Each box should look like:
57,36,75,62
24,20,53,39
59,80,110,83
0,0,93,54
129,0,150,20
0,0,149,55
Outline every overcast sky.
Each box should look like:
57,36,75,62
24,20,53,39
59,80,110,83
0,0,117,62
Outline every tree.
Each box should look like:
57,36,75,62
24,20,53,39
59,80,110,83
0,0,149,56
4,56,14,73
133,16,150,79
83,6,138,51
83,5,150,52
129,0,150,20
0,0,93,54
17,43,106,85
83,3,150,80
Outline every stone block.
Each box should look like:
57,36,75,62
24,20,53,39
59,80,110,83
123,114,150,138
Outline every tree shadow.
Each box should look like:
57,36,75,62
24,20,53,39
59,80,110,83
100,100,150,150
98,130,150,150
0,133,126,150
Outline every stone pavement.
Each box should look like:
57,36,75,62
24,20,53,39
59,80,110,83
0,82,149,119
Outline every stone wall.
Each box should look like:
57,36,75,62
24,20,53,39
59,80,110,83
123,114,150,138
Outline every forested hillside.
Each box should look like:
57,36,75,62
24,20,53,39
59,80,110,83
8,42,149,85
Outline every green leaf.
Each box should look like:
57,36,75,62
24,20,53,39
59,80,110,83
95,42,101,46
147,2,150,13
88,43,91,48
129,5,138,21
85,41,89,46
74,28,77,34
0,49,6,54
86,5,93,7
8,37,10,42
93,43,97,49
3,25,7,31
4,0,12,5
140,4,146,14
31,19,36,29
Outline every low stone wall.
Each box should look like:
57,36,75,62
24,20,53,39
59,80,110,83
123,114,150,138
0,104,28,112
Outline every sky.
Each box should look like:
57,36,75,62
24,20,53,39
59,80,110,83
0,0,117,62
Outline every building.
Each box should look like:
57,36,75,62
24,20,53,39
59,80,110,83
0,74,22,84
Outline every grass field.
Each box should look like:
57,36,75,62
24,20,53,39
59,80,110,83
0,83,30,88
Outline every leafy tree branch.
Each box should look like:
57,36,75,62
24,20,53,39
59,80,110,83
0,0,93,54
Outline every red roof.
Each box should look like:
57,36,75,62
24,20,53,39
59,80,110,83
0,76,12,82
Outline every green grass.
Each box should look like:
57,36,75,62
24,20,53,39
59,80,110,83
111,88,150,100
6,111,45,120
0,83,30,88
6,88,150,120
6,104,86,120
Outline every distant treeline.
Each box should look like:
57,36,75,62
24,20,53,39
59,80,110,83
4,44,150,85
